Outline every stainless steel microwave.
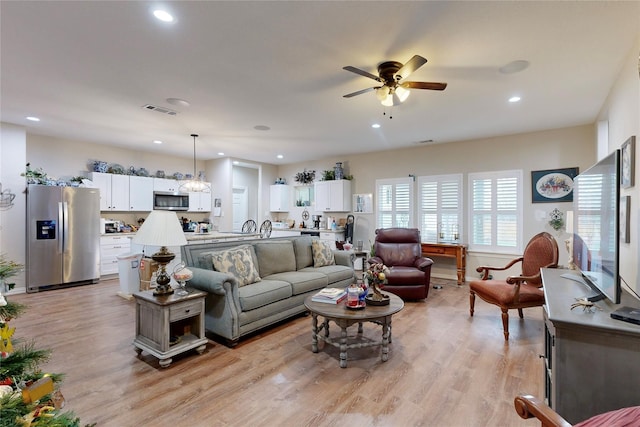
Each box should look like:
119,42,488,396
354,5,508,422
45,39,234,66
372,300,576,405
153,191,189,211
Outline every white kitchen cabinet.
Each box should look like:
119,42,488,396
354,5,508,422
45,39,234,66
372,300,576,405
153,177,181,192
129,176,153,211
91,172,130,211
100,234,132,276
314,180,351,212
270,184,290,212
188,191,212,212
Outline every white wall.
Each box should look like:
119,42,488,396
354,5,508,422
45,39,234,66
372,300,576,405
277,125,596,280
597,40,640,298
2,122,612,285
0,124,27,294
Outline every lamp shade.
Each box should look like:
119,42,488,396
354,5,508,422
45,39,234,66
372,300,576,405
131,210,187,247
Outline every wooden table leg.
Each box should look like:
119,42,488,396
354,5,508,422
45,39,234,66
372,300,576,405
381,320,390,362
339,327,348,368
311,313,318,353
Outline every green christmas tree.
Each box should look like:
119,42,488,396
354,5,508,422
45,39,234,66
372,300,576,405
0,291,93,427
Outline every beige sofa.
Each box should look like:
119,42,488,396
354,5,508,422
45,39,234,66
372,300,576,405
181,236,356,346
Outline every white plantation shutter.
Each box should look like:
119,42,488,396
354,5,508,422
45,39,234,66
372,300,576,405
468,170,522,253
575,173,606,251
376,177,414,228
418,174,462,243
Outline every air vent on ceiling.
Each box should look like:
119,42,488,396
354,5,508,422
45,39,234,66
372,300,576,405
415,139,434,145
141,104,178,116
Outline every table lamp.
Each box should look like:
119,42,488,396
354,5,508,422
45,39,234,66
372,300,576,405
132,210,187,296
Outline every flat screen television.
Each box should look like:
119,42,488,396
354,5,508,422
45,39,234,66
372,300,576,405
571,149,621,303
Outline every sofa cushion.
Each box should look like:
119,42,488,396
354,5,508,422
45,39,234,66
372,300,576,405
265,271,328,295
300,264,353,284
253,240,296,277
312,239,335,267
238,279,292,311
293,237,314,270
210,245,261,287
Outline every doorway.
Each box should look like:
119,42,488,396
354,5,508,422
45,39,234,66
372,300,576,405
232,186,248,232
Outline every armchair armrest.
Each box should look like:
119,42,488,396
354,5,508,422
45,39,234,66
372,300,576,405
476,257,524,280
368,256,384,265
514,395,572,427
187,267,237,296
414,257,433,270
333,250,355,268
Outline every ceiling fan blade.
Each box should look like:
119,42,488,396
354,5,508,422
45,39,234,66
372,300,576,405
343,66,382,82
401,81,447,91
343,87,379,98
395,55,428,80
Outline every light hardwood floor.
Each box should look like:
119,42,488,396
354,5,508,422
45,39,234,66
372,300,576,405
9,278,543,427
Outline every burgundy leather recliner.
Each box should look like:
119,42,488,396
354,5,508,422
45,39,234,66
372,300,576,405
368,228,434,300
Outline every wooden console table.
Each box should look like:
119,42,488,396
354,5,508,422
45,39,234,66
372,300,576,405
421,243,467,285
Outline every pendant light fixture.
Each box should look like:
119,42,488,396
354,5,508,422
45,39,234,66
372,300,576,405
179,133,211,193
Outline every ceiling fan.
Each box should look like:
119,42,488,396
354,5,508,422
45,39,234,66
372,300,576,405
343,55,447,106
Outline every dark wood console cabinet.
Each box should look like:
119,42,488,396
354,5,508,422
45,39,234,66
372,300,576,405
541,268,640,424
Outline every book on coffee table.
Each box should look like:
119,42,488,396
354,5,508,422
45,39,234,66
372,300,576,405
311,288,347,304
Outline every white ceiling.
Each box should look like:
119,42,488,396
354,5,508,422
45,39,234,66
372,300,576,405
1,1,638,165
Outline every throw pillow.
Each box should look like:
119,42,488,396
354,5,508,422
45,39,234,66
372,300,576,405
311,239,335,267
210,245,261,287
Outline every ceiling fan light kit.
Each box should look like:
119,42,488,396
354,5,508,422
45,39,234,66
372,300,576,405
343,54,447,107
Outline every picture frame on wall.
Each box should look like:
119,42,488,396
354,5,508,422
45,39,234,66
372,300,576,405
620,195,630,244
621,135,636,189
531,167,579,203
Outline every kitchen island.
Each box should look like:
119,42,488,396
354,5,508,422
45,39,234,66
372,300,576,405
185,231,261,244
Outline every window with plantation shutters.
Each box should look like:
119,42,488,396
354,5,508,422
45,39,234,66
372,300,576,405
468,170,523,253
417,174,462,243
575,172,612,253
375,177,414,229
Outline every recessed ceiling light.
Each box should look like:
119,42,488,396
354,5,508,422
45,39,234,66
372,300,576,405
371,123,381,129
153,140,163,144
254,125,271,131
499,60,530,74
277,154,284,159
26,116,40,122
218,152,224,156
509,96,521,103
153,10,174,22
233,161,239,165
166,98,190,107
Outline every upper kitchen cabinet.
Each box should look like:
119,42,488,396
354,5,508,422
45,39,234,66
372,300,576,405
90,172,129,211
129,176,153,211
314,180,351,212
153,177,181,192
188,191,212,212
270,184,290,212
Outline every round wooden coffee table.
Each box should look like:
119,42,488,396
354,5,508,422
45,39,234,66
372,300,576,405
304,293,404,368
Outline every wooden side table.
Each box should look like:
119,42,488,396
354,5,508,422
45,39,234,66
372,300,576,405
421,243,467,285
133,289,208,368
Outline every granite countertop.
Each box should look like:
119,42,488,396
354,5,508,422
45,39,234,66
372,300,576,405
184,231,261,241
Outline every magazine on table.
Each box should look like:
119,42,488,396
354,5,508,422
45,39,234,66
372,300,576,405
311,288,347,304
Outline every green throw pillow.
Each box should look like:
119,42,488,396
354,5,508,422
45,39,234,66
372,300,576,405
311,239,335,267
210,245,261,287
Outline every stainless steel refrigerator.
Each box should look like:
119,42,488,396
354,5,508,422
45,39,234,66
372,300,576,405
26,185,100,292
